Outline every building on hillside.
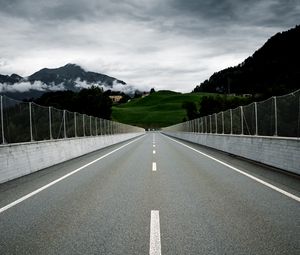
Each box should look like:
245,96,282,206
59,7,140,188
109,95,123,103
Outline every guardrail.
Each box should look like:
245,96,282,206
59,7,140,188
0,95,144,144
163,89,300,138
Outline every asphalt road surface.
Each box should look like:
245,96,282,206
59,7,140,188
0,132,299,254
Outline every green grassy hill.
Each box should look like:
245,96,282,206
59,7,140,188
112,90,215,129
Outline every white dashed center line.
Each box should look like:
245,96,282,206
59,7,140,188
149,210,161,255
152,162,157,171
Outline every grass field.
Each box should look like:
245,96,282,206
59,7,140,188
111,90,216,129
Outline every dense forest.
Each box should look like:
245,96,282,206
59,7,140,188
193,25,300,97
34,86,112,119
182,95,252,121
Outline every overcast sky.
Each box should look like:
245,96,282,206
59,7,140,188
0,0,299,92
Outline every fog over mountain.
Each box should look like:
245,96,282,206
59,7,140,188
0,64,133,99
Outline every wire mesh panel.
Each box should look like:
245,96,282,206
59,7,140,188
194,119,198,133
110,121,114,135
243,103,256,135
65,111,75,138
257,97,275,136
2,96,31,143
277,90,300,137
89,116,94,136
210,115,216,133
51,108,64,139
98,118,103,135
102,119,107,135
76,113,84,137
107,120,112,135
83,115,90,136
92,116,97,136
32,103,50,141
204,116,208,133
232,107,242,134
223,109,231,134
200,118,205,133
217,112,223,134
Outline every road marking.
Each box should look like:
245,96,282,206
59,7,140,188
164,135,300,203
149,210,161,255
152,162,157,171
0,135,145,214
153,150,156,154
153,144,156,148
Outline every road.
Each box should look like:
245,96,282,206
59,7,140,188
0,132,299,254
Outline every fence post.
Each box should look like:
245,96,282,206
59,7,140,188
1,96,4,144
49,106,53,139
95,117,98,136
215,114,218,134
63,110,66,138
222,112,224,134
274,97,278,136
254,102,258,135
209,115,212,133
83,114,85,136
205,117,207,133
230,109,233,134
89,116,92,136
29,102,33,142
74,112,77,137
240,106,244,135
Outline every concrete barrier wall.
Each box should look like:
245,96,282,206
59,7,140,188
162,132,300,175
0,133,144,183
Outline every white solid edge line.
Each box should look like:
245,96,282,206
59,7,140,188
0,135,145,214
164,135,300,203
149,210,161,255
152,162,157,171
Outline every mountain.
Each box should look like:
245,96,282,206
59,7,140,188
193,25,300,96
0,64,126,100
0,73,23,84
28,64,126,89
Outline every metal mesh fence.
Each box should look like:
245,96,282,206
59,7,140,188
232,107,242,134
163,89,300,138
257,97,275,136
2,97,31,143
277,90,300,137
223,109,231,134
32,103,50,141
243,103,256,135
0,95,144,144
217,112,223,134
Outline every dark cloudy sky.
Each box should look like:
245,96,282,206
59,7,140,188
0,0,299,92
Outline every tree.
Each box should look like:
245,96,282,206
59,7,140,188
34,86,112,119
182,101,198,120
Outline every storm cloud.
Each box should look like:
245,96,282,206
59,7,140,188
0,0,299,92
